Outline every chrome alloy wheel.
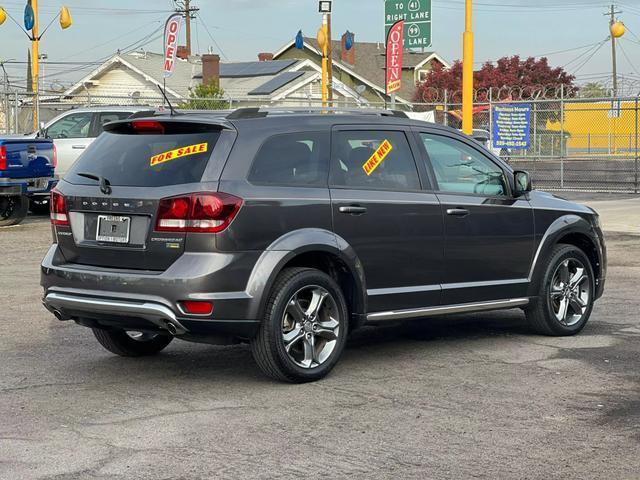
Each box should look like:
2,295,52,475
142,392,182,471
281,286,341,369
550,258,591,327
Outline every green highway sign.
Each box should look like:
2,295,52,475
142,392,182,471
385,0,432,49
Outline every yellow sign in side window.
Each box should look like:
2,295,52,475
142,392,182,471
150,143,208,167
362,139,393,176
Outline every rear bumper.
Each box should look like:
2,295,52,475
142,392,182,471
43,291,259,338
41,244,264,338
0,177,56,196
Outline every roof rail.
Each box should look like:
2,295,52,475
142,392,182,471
226,106,408,119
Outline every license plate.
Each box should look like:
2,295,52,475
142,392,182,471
96,215,131,244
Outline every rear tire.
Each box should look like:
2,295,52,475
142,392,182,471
92,328,173,357
251,268,349,383
525,244,595,336
0,195,29,227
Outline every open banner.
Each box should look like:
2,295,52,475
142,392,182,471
163,13,184,78
386,20,405,95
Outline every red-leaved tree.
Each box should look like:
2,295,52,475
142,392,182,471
414,56,577,103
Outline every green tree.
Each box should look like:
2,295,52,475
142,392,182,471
181,80,228,110
580,82,609,98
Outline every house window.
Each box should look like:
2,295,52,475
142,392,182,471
418,70,430,82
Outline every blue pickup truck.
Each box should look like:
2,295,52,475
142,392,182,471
0,138,56,226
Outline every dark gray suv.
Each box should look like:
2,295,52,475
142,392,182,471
41,108,606,382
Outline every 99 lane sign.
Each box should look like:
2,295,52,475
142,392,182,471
385,0,432,49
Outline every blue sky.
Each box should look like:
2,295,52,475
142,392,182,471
1,0,639,90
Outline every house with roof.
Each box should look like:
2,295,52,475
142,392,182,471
273,34,449,105
56,47,371,107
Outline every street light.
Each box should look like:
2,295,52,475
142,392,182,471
318,1,332,13
0,2,72,130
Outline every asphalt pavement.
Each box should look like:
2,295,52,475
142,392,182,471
1,196,639,480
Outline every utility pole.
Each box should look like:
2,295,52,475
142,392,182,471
462,0,474,135
317,1,333,107
32,0,39,131
605,4,622,97
175,0,199,56
327,11,333,105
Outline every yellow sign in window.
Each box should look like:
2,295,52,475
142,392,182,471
150,143,208,167
362,140,393,176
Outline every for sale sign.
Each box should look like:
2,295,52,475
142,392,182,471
163,13,183,78
386,20,404,95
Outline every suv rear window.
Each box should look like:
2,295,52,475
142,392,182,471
248,132,327,187
66,130,220,187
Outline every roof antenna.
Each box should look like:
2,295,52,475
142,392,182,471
157,84,179,116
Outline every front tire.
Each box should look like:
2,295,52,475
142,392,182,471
526,244,595,336
251,268,349,383
92,328,173,357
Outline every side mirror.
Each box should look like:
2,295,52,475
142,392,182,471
514,170,532,196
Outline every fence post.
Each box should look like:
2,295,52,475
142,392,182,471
635,96,638,193
560,85,565,188
488,88,493,146
533,99,537,162
443,89,448,127
14,91,18,134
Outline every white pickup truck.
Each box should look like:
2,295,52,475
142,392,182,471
29,106,151,178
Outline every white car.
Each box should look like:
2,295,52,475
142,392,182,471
32,107,152,178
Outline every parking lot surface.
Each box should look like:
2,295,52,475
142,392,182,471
1,198,639,480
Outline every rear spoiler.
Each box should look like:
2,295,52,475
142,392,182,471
103,117,235,134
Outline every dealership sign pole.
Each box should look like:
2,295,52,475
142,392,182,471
163,13,183,105
386,20,404,108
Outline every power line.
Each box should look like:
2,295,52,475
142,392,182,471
563,38,609,70
570,39,608,74
198,15,229,60
618,39,640,78
58,19,165,61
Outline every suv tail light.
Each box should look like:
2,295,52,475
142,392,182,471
0,146,6,171
155,193,242,233
52,144,58,168
50,189,70,226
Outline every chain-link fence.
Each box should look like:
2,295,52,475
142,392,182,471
2,89,639,193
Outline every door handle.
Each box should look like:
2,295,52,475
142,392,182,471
339,205,368,215
446,208,470,217
72,145,86,150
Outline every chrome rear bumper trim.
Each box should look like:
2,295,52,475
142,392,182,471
44,292,188,334
366,298,530,323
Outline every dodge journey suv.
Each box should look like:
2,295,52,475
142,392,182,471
41,108,606,383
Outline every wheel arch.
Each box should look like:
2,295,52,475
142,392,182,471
245,229,367,330
528,215,603,296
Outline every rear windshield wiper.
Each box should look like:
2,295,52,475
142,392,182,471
77,172,112,195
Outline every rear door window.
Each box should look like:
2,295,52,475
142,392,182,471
92,112,135,137
66,129,220,187
330,130,421,191
248,132,328,187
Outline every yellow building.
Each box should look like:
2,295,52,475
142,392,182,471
547,100,640,156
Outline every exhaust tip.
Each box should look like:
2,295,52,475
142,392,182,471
166,322,178,336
